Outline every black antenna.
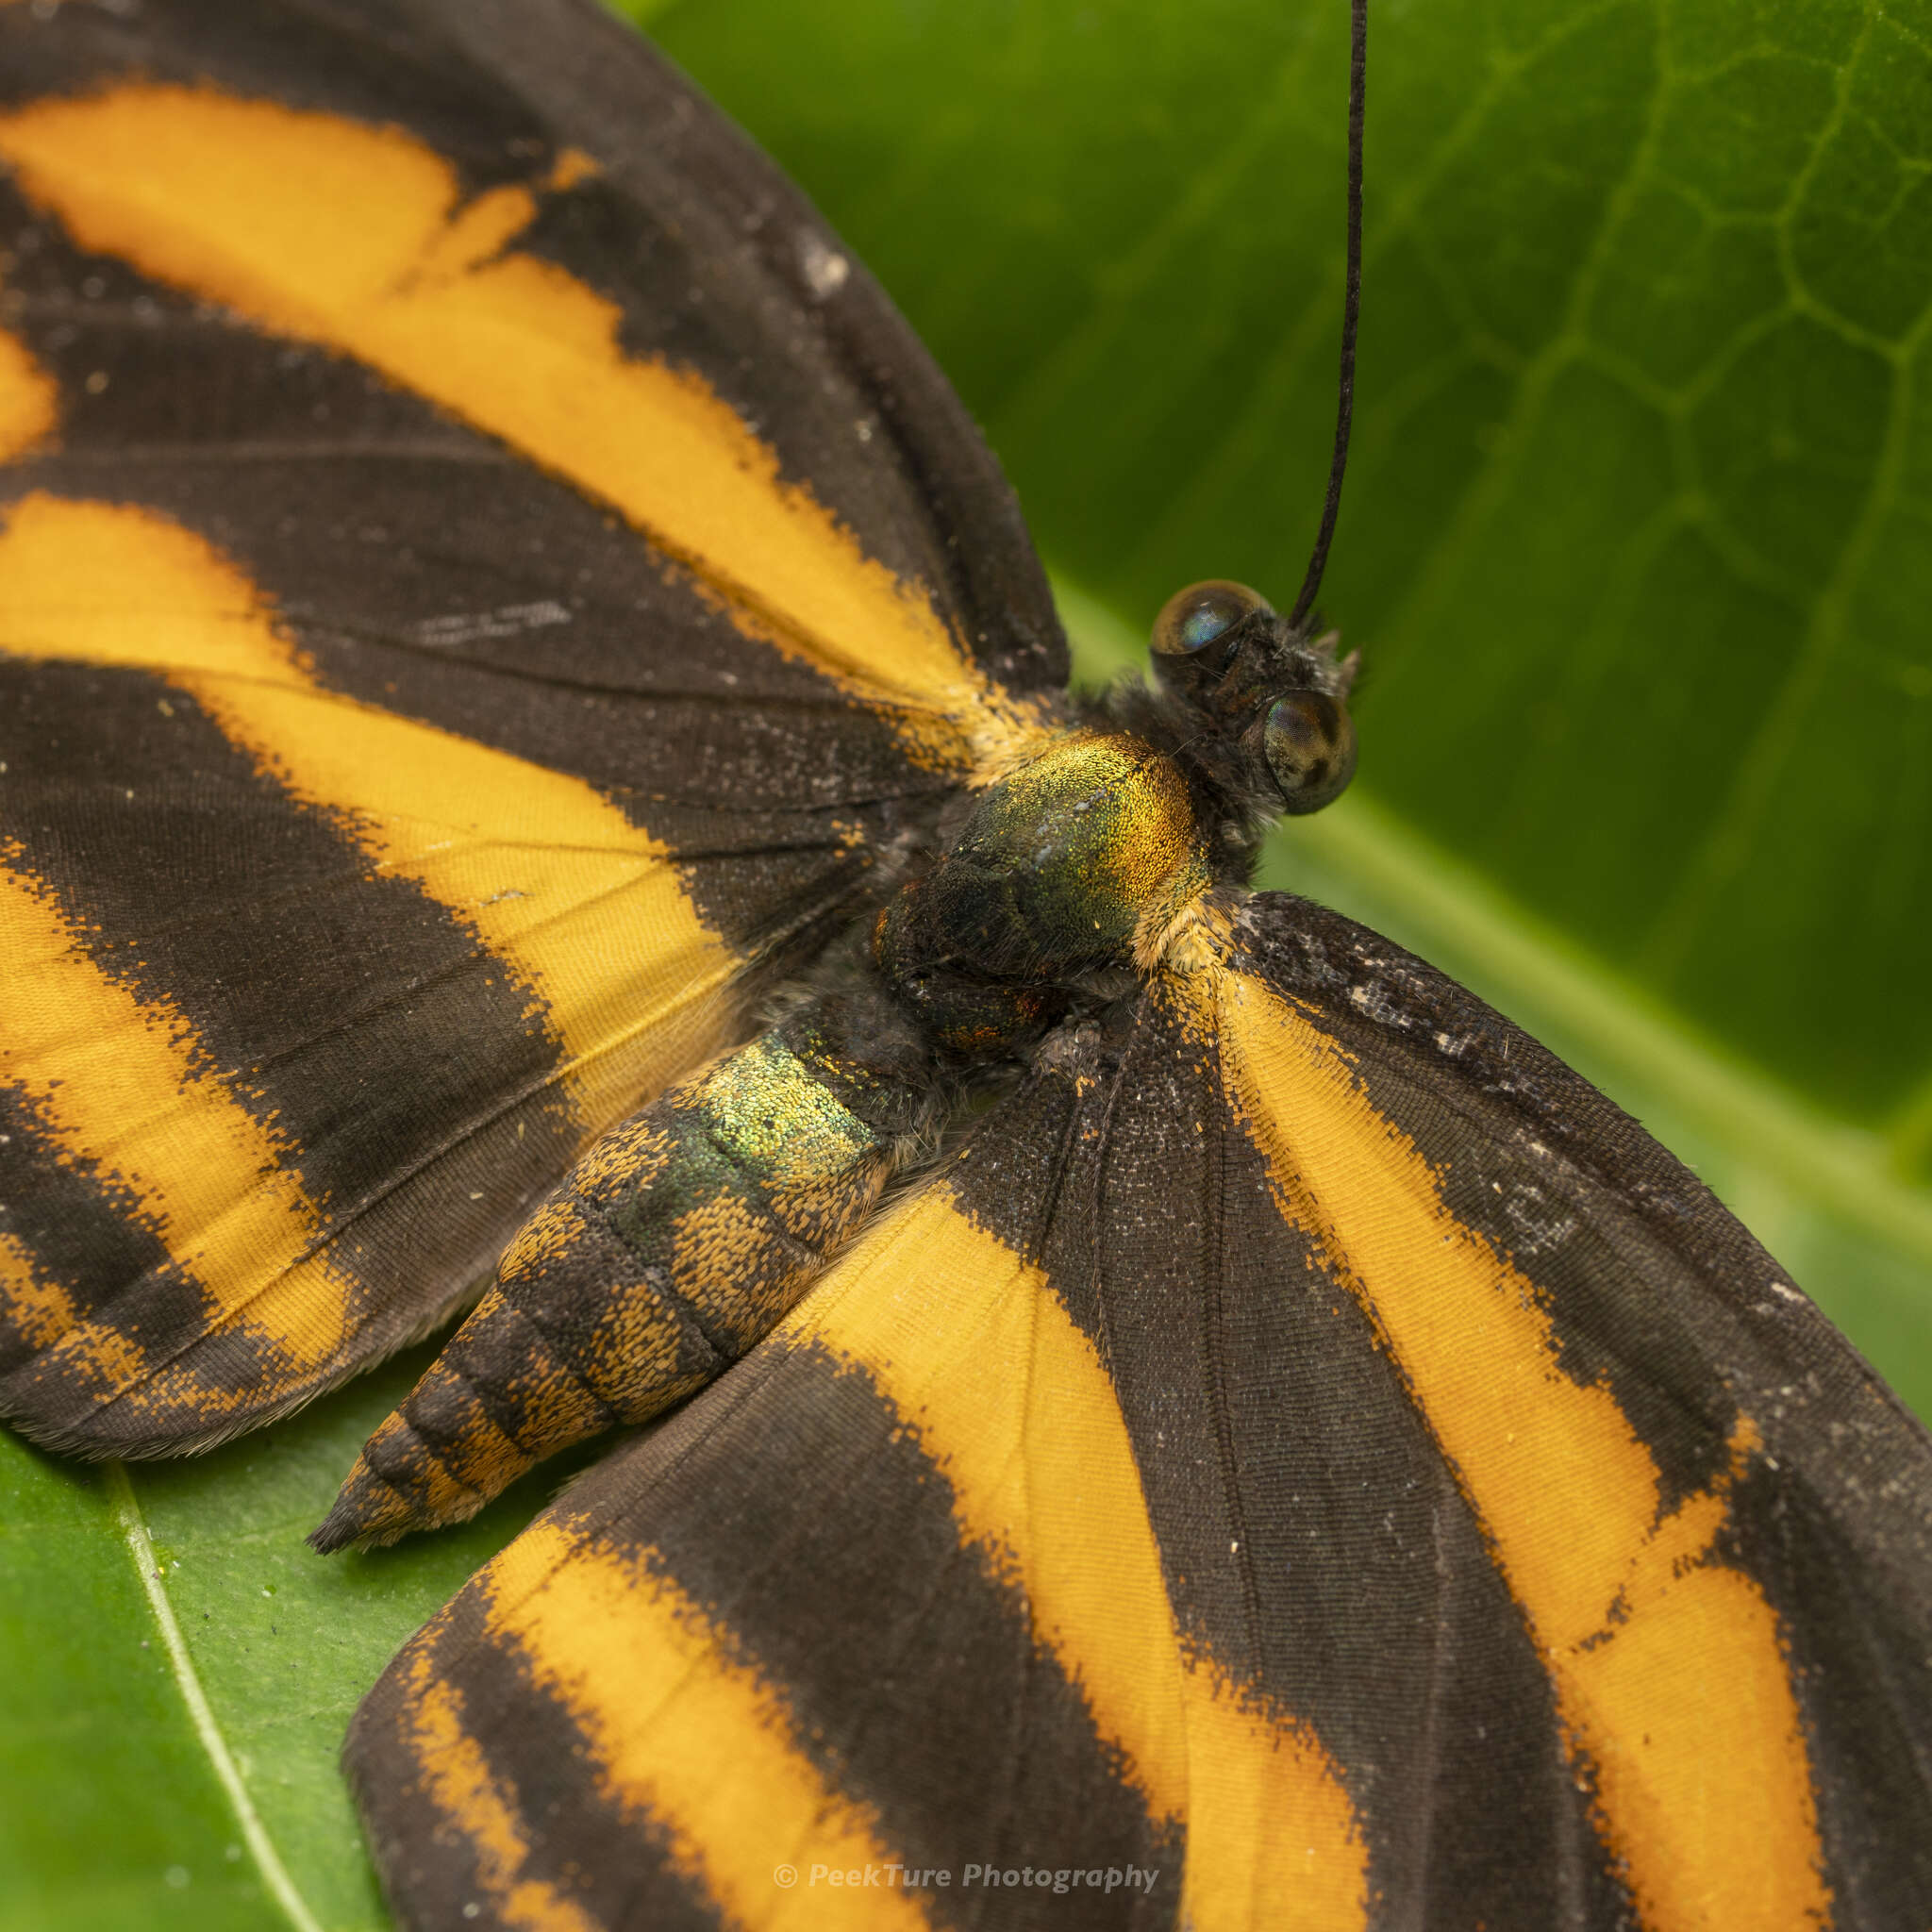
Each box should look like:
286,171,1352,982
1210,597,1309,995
1287,0,1367,631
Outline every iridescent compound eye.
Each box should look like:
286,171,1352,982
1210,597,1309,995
1264,691,1357,815
1151,579,1271,658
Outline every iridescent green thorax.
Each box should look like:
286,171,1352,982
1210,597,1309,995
874,730,1204,1057
950,734,1198,950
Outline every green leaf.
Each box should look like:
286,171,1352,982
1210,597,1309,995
7,2,1928,1927
1,1358,537,1931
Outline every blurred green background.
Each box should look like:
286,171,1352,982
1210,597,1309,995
6,1,1929,1926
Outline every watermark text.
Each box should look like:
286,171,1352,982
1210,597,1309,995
773,1863,1160,1897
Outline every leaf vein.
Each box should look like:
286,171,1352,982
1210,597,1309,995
107,1463,324,1932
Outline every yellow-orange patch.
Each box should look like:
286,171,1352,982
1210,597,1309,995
399,1657,604,1932
480,1519,936,1931
0,85,1050,773
0,325,55,460
0,844,349,1397
787,1181,1369,1932
1206,961,1827,1932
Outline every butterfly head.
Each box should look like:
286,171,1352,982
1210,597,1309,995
1148,579,1359,817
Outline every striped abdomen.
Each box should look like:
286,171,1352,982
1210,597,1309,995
314,1017,910,1549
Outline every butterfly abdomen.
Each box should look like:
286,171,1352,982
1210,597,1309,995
311,1022,918,1550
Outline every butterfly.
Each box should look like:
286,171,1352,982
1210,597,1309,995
2,0,1929,1928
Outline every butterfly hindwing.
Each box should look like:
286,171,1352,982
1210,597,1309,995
1201,891,1932,1928
347,1165,1283,1932
950,979,1629,1928
348,885,1932,1932
0,0,1067,1454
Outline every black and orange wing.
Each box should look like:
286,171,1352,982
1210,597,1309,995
0,0,1066,1456
347,888,1932,1931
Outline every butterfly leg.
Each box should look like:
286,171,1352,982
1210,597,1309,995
310,993,933,1550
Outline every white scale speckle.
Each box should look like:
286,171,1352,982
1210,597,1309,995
1347,980,1410,1026
798,231,850,299
416,601,571,647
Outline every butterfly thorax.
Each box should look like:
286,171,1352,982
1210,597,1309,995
866,575,1364,1068
871,731,1210,1058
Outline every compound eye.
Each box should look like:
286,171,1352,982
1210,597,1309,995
1264,691,1357,815
1151,579,1270,658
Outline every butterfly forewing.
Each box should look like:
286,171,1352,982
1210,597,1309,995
0,0,1067,1454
